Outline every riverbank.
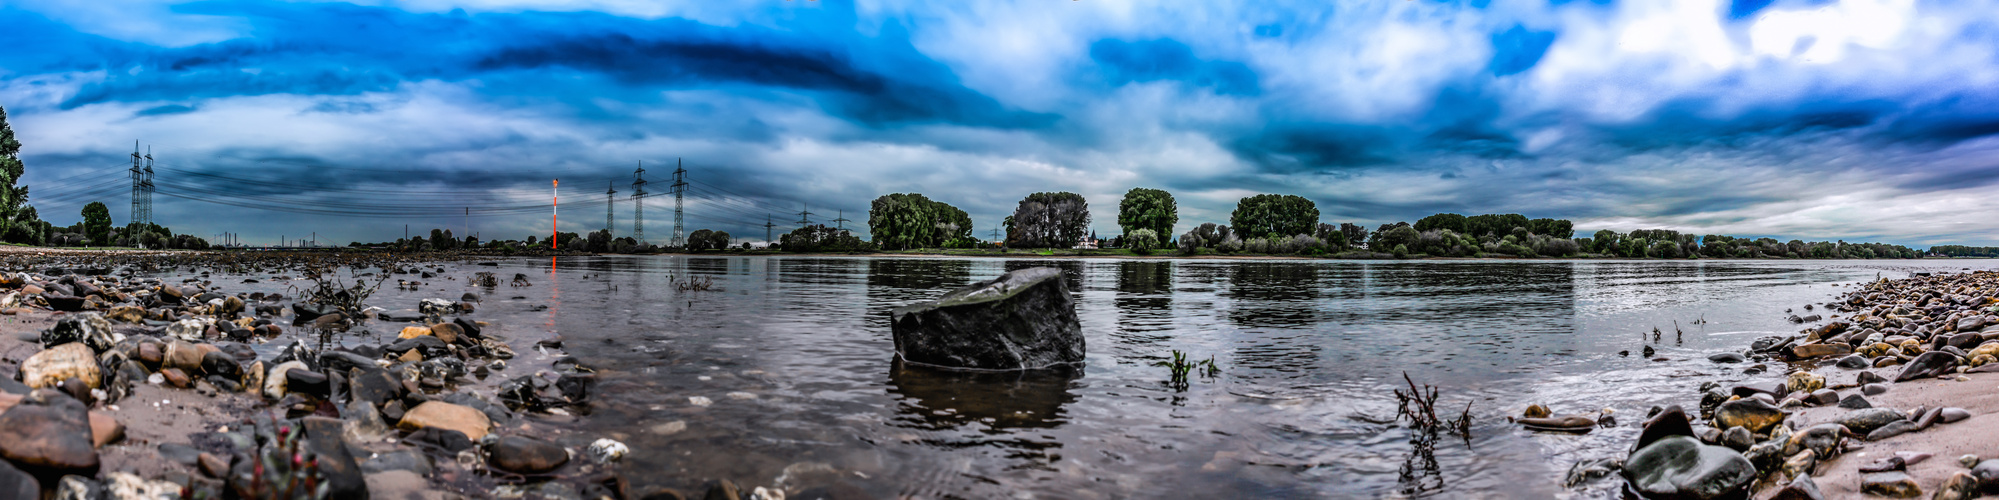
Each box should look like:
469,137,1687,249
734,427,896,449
1596,269,1999,499
0,254,765,499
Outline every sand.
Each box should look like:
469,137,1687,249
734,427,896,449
1752,368,1999,498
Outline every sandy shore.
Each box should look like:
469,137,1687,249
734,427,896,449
1755,368,1999,498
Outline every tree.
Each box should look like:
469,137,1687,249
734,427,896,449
687,229,716,251
1009,192,1090,248
1465,213,1529,238
1413,213,1468,234
1229,194,1318,239
1527,218,1574,238
708,231,731,250
780,224,869,252
869,193,971,250
0,106,28,236
1338,223,1369,249
81,202,112,246
1117,188,1178,240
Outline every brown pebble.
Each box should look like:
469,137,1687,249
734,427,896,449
198,452,229,478
161,368,191,388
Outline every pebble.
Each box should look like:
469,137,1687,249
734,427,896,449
689,396,713,407
587,438,628,464
1860,471,1921,497
1861,383,1888,396
650,421,687,435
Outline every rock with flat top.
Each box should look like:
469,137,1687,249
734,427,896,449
890,267,1085,370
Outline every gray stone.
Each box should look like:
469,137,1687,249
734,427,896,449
1840,408,1907,435
1838,394,1872,409
300,417,369,499
1835,355,1870,369
0,459,36,500
1865,420,1919,441
1861,383,1888,395
1708,352,1746,363
1621,436,1757,500
1714,398,1785,434
361,449,432,476
1935,471,1978,500
1971,459,1999,491
1939,407,1972,423
1772,474,1823,500
1634,405,1695,453
1720,426,1754,451
889,267,1085,370
1894,351,1960,382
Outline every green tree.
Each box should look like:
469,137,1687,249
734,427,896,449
1465,213,1529,238
868,193,968,250
1413,213,1468,234
81,201,112,245
1009,192,1090,248
687,229,716,251
1229,194,1318,239
708,230,731,250
1117,188,1178,240
0,106,28,236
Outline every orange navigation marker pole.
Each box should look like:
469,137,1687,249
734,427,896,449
552,179,559,249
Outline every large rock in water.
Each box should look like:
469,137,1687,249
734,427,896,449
1622,436,1757,500
890,267,1085,370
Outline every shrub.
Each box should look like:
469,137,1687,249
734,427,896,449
1126,229,1160,255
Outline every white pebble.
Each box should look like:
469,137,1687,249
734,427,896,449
689,396,712,407
587,438,629,464
726,391,757,400
146,373,164,385
698,376,712,381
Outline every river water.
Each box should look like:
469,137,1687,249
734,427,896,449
344,257,1999,498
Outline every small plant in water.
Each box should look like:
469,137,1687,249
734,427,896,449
1393,372,1473,440
1155,350,1219,390
234,423,330,500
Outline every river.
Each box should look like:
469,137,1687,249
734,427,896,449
344,256,1999,498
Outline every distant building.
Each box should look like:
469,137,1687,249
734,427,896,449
1075,235,1098,250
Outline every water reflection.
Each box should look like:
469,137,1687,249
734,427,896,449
1226,263,1321,328
1003,260,1085,293
886,360,1080,431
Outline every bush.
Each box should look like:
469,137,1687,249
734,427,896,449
1126,229,1160,255
1392,244,1409,259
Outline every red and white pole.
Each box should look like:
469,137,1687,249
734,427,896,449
552,179,559,249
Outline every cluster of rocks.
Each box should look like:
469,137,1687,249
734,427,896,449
1577,270,1999,499
0,266,655,499
1747,271,1999,375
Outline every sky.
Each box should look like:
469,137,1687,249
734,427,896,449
2,0,1998,247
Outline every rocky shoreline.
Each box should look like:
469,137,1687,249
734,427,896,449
0,251,767,500
1548,270,1999,499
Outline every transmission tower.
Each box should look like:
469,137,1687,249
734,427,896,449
141,147,153,226
831,210,850,231
795,203,814,227
631,162,648,244
129,142,143,226
670,158,687,247
764,214,775,246
604,181,617,234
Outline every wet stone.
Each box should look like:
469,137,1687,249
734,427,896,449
1771,474,1823,500
1935,471,1979,500
1836,355,1870,369
1714,398,1785,434
1622,436,1756,500
1841,408,1907,435
0,459,36,498
1860,471,1921,498
1862,383,1888,396
488,435,569,475
1838,394,1872,409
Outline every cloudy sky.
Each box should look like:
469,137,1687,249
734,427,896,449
2,0,1997,247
